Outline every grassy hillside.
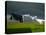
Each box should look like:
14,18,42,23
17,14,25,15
7,21,44,33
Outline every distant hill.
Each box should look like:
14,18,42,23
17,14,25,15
6,1,44,19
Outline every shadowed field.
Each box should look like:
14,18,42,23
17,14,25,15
7,21,44,34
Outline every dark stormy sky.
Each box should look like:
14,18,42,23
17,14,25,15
6,1,44,19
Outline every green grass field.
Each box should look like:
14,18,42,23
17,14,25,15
7,21,45,33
